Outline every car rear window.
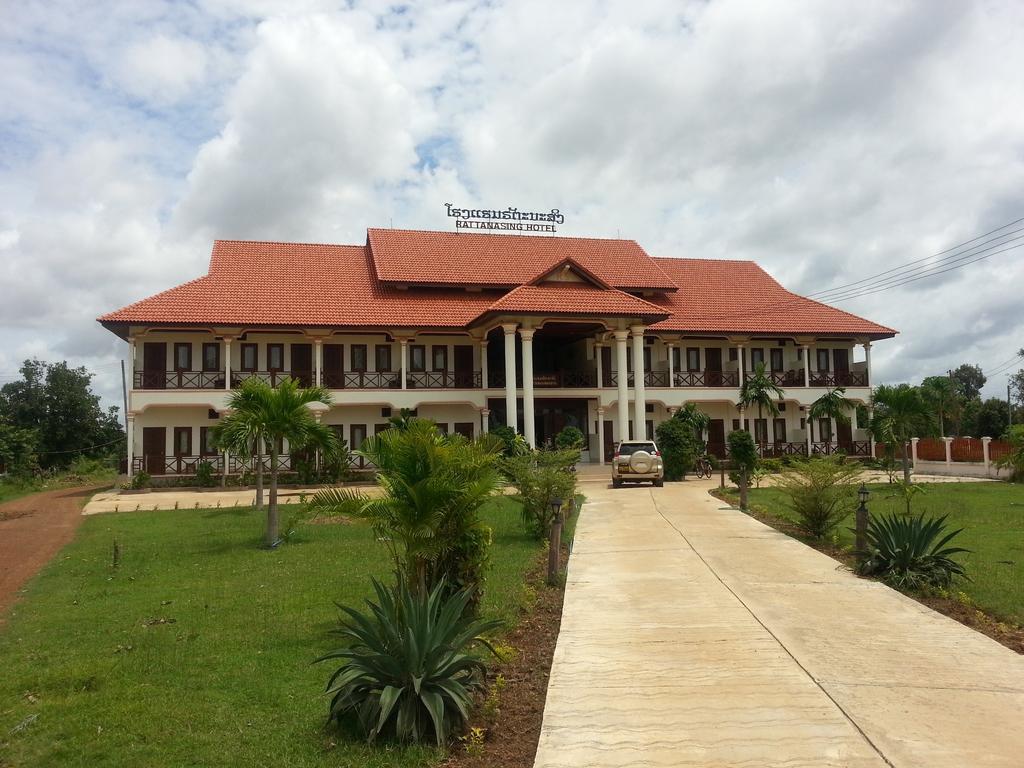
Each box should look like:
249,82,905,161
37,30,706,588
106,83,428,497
618,442,657,455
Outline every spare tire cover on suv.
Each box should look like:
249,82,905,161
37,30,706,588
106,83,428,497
629,450,653,474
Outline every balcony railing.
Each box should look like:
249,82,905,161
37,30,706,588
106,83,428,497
132,455,223,475
672,370,741,387
324,371,402,389
134,370,227,389
706,441,872,460
808,371,869,387
408,371,481,389
235,370,312,387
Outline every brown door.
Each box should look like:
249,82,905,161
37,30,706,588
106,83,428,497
837,420,853,451
453,345,474,388
773,418,787,443
601,347,612,387
142,427,166,475
351,424,367,468
707,419,726,458
705,348,723,385
143,342,167,389
323,344,343,388
834,348,850,385
603,419,614,461
454,422,474,439
291,343,313,387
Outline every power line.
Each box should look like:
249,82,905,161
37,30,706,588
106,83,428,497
34,435,126,456
984,354,1024,378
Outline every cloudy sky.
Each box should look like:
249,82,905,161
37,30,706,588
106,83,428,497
2,0,1023,409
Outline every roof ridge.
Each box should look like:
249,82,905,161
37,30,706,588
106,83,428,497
652,255,758,265
367,227,640,244
214,238,364,248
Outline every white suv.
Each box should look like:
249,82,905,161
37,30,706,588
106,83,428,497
611,440,664,487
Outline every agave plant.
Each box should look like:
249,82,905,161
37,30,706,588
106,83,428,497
857,512,969,590
316,578,501,746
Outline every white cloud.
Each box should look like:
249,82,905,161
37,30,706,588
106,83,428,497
111,34,209,105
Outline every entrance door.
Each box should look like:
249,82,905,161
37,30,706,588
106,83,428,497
601,347,612,387
351,424,367,468
323,344,343,388
453,345,474,388
603,419,614,461
705,348,723,386
707,419,726,458
291,343,313,387
143,342,167,389
142,427,166,475
837,419,853,452
834,348,850,385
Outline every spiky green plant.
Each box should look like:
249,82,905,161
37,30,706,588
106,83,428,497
316,578,501,746
857,512,969,590
808,387,856,452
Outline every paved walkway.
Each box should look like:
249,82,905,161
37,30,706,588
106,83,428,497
535,480,1024,767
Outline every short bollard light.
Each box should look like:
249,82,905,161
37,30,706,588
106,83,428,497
548,497,564,586
855,483,870,556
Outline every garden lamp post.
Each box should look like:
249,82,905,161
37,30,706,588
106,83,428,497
548,497,564,586
855,483,870,556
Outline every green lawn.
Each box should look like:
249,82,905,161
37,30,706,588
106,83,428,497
726,482,1024,625
0,497,541,767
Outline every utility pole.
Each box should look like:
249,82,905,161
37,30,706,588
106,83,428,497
1010,383,1014,428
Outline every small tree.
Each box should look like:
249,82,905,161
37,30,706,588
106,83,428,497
554,426,585,451
809,387,856,453
870,384,932,484
739,362,785,448
727,429,757,511
655,418,701,481
775,457,861,539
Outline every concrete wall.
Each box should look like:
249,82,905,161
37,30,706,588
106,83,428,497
913,459,1012,480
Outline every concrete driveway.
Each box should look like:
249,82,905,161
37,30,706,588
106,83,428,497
534,480,1024,768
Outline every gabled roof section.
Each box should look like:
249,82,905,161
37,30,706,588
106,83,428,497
648,257,896,338
529,257,611,289
478,283,670,321
367,228,678,291
99,240,496,329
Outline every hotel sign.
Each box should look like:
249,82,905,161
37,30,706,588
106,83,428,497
445,203,564,233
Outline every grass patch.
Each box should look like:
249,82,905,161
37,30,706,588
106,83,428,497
0,468,118,507
720,482,1024,625
0,496,539,767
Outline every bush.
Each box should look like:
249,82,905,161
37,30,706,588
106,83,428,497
316,578,501,746
654,418,701,481
554,425,585,451
130,471,151,490
996,425,1024,482
195,460,217,488
857,513,969,590
760,458,783,474
489,425,530,458
727,430,758,511
775,457,860,539
502,449,578,539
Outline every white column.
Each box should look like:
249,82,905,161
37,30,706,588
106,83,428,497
314,339,323,387
480,408,490,434
737,343,746,384
631,326,647,440
521,328,536,448
597,408,606,465
126,414,135,478
503,323,518,432
480,340,489,389
614,330,630,443
668,344,676,388
982,436,992,474
224,337,232,390
595,343,604,389
867,406,876,457
399,339,408,390
863,341,872,386
943,436,953,467
803,345,811,387
128,337,137,389
910,437,920,466
805,409,812,456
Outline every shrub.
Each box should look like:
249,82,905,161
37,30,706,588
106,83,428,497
760,458,783,474
775,457,860,539
316,578,501,746
194,460,217,487
727,430,758,511
857,513,969,590
655,417,701,481
489,425,529,458
130,471,151,490
501,449,578,539
554,426,584,451
995,425,1024,482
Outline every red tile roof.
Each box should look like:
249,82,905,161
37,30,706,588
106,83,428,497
98,231,896,340
367,228,678,291
648,258,896,337
480,283,669,320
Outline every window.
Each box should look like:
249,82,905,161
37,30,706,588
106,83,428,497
410,344,426,372
770,348,783,372
199,427,217,456
753,419,768,444
351,424,367,451
728,348,738,362
686,347,700,372
349,344,367,372
816,348,830,371
642,347,652,372
436,422,449,435
202,343,220,372
174,343,192,372
616,442,657,456
671,347,681,372
432,345,448,371
773,418,787,443
268,344,284,372
818,418,833,441
375,344,392,372
241,343,258,371
751,348,765,368
454,422,474,439
173,427,192,456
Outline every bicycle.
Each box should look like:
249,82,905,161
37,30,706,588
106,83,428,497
694,455,713,479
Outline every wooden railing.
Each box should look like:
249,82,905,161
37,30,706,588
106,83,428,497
407,371,481,389
234,370,310,387
133,455,223,475
808,371,869,387
708,441,872,459
324,371,402,389
135,370,226,390
672,370,741,387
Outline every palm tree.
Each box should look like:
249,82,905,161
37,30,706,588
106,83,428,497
809,387,856,454
871,384,932,484
673,401,710,441
739,362,785,447
214,378,269,510
920,376,960,437
308,419,502,595
216,377,337,547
